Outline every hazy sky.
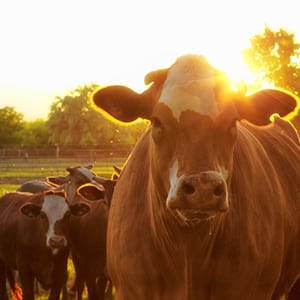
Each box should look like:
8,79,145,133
0,0,299,120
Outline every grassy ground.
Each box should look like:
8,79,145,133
0,157,126,189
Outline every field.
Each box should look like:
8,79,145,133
0,156,127,194
0,155,126,299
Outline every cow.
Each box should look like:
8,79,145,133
92,54,300,300
16,165,114,299
17,180,57,193
17,165,98,204
66,181,116,300
0,190,90,300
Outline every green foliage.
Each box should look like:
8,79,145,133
20,119,51,146
242,26,300,134
46,83,149,146
0,106,24,145
242,26,300,94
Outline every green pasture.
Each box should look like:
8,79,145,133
0,157,126,193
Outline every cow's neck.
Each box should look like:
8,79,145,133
148,160,224,266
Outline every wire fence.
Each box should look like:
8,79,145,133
0,145,133,184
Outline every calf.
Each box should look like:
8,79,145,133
0,190,90,300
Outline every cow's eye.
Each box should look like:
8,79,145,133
151,116,163,129
40,212,47,221
64,211,71,220
151,116,164,142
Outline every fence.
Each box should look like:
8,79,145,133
0,144,134,160
0,145,134,184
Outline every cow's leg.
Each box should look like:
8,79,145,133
86,277,98,300
18,269,34,300
96,273,107,300
286,278,300,300
104,278,113,300
48,250,69,300
48,272,68,300
0,261,9,300
67,275,76,299
73,273,85,300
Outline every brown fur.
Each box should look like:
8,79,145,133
93,55,300,299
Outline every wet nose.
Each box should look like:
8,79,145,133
49,235,67,249
168,171,228,211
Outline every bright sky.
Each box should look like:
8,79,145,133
0,0,299,120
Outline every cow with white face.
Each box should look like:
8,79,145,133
92,54,300,299
0,190,90,300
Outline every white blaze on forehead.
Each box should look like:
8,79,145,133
42,194,69,246
159,55,219,121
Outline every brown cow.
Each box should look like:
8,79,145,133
0,190,90,300
92,54,300,299
66,181,116,300
17,165,111,299
18,165,98,205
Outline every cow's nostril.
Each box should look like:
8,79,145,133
214,184,225,197
182,182,195,195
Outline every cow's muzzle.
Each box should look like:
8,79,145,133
48,235,67,253
166,171,229,223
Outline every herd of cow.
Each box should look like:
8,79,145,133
2,53,300,300
0,165,117,300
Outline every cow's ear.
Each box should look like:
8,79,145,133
77,183,105,201
47,175,69,186
93,85,155,123
69,203,90,217
235,89,298,126
20,203,41,218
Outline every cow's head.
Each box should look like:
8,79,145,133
93,54,298,225
76,177,117,208
20,190,90,254
47,165,98,204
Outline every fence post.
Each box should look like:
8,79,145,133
55,144,60,174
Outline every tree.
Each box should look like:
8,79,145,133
0,106,24,145
47,84,148,147
242,26,300,94
20,119,51,146
242,26,300,133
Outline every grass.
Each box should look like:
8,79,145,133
0,157,126,185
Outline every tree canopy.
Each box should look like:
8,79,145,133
242,26,300,94
242,26,300,132
0,106,24,145
46,84,149,147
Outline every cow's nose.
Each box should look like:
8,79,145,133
182,172,226,203
49,235,67,249
167,171,228,212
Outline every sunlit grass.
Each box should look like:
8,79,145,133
0,157,125,184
